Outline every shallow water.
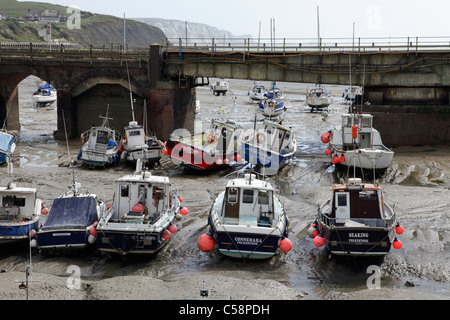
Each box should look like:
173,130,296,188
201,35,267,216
0,76,448,300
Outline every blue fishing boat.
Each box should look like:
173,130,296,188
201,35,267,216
34,167,106,252
0,132,42,246
197,172,292,259
96,159,187,256
241,119,297,175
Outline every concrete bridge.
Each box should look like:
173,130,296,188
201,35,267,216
2,37,450,145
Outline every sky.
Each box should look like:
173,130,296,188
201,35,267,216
20,0,450,40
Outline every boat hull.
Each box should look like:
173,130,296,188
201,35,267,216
166,140,237,170
332,148,394,171
79,149,121,167
242,143,293,174
212,229,282,259
0,219,40,244
320,225,394,256
307,97,331,108
96,229,169,255
124,147,162,163
36,228,91,250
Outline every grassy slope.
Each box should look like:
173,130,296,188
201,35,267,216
0,0,166,44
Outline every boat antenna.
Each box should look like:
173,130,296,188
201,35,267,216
126,61,135,122
62,109,78,196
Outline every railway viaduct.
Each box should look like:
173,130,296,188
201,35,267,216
1,39,450,145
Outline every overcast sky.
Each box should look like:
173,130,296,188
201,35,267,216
21,0,450,39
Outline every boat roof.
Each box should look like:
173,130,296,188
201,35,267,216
115,171,170,184
226,174,273,191
0,186,37,194
41,196,98,230
211,118,242,130
331,178,381,191
262,119,292,131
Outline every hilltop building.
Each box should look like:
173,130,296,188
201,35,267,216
24,9,67,23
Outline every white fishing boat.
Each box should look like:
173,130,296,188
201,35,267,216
210,79,230,96
0,132,43,246
121,121,162,165
306,84,332,110
78,107,122,168
32,82,57,107
197,172,292,259
257,97,286,121
34,165,106,252
95,159,187,255
164,119,243,171
248,83,266,101
321,113,394,174
241,119,297,175
309,177,403,256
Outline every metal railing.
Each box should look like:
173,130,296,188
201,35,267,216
165,36,450,53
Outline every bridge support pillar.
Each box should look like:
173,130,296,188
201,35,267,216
0,84,20,133
146,82,196,140
54,89,77,140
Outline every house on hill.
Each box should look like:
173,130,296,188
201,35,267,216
24,9,67,23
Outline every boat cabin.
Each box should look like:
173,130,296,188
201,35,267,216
325,178,389,226
110,174,170,224
219,174,275,227
341,114,383,149
0,187,38,222
124,121,146,149
258,120,294,153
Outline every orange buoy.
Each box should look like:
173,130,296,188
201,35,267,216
168,224,177,234
332,155,339,165
321,132,331,143
89,227,97,237
178,196,183,203
393,238,402,249
313,234,325,247
180,207,189,216
197,233,215,252
338,154,346,163
395,224,404,235
325,148,332,156
41,207,49,215
162,230,171,240
132,203,145,213
235,153,242,162
280,238,292,253
162,148,168,155
352,125,358,139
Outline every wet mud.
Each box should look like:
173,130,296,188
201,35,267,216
0,76,448,300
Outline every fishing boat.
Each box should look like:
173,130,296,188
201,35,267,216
266,86,285,101
95,159,187,255
241,119,297,175
34,166,106,252
306,84,332,110
0,130,16,164
0,131,42,246
121,121,162,165
321,113,394,175
257,97,286,121
197,172,292,259
164,119,243,171
210,79,230,96
32,82,57,107
309,177,403,256
78,108,122,168
248,83,266,102
342,86,363,103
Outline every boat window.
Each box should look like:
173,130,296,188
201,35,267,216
97,130,109,144
258,191,269,204
120,185,129,197
242,189,254,203
228,188,238,203
359,190,377,200
128,130,141,136
337,194,347,206
2,195,26,207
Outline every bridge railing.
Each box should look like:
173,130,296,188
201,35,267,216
164,36,450,53
0,42,151,64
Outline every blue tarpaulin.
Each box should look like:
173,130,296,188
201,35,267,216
0,131,14,154
41,196,98,230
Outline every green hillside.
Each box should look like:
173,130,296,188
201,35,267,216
0,0,166,45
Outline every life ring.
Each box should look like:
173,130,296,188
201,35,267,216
207,133,217,143
256,133,266,144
